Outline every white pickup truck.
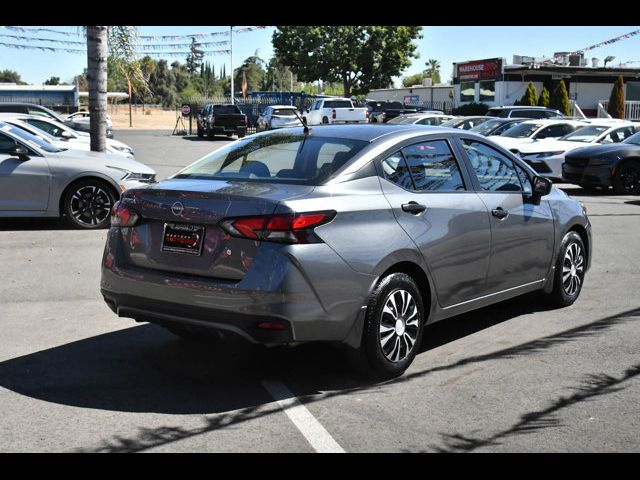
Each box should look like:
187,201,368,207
302,98,369,125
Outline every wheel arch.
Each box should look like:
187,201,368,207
58,174,121,216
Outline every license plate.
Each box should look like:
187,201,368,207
162,223,205,255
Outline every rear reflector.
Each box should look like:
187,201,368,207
221,210,336,244
256,321,287,331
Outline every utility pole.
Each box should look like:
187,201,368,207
230,26,234,105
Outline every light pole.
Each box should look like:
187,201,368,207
230,26,234,104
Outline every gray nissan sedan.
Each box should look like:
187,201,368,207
101,125,592,378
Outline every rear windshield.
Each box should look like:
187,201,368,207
212,105,242,115
173,132,368,185
486,109,502,117
272,108,297,116
323,100,353,109
384,102,404,109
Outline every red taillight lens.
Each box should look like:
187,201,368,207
110,201,139,227
221,211,336,244
332,109,336,119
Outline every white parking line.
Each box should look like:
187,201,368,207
262,381,345,453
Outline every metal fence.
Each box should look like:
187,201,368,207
599,100,640,120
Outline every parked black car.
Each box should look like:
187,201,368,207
365,101,418,123
197,104,247,139
487,106,563,119
468,117,527,136
563,131,640,194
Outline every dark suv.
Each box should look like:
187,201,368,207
487,106,563,119
197,104,247,139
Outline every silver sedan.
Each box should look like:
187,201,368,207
0,121,155,229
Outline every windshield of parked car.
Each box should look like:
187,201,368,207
500,123,542,138
388,116,420,125
469,118,505,135
6,121,58,143
623,131,640,145
560,125,609,143
439,118,461,128
212,105,242,115
0,123,64,153
173,132,369,185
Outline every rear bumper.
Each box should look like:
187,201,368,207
562,163,612,187
101,228,375,345
208,125,246,135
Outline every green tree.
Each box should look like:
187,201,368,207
607,75,625,119
519,81,538,106
550,80,571,115
0,69,26,84
538,86,551,107
148,59,177,106
185,38,204,74
273,26,422,97
233,54,266,94
44,76,60,85
425,58,441,84
402,73,426,87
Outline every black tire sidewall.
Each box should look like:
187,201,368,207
63,179,117,229
361,273,425,378
612,162,640,195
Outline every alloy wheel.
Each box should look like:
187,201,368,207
69,185,112,226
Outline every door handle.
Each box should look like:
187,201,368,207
491,207,509,220
401,202,427,214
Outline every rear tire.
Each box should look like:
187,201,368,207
197,125,204,138
237,131,246,138
322,116,329,124
612,161,640,195
63,178,117,229
545,231,586,307
348,273,425,379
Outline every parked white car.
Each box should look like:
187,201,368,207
0,114,134,158
256,105,303,131
513,120,640,180
302,98,368,125
488,119,589,150
66,110,113,129
387,113,456,126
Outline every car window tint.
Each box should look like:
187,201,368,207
26,119,63,137
0,132,17,154
513,162,533,195
462,139,522,192
380,152,414,190
401,140,465,192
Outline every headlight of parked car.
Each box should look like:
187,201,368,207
111,145,135,156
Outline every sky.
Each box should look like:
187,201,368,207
1,26,640,87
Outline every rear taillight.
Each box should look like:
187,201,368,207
220,211,336,244
365,110,369,119
110,201,139,227
332,109,336,119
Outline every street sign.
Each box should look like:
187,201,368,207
181,104,191,117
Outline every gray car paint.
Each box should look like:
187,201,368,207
101,125,592,347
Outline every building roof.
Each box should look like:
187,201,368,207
0,84,77,92
503,64,640,77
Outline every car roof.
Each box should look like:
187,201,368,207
489,105,556,111
519,118,588,126
267,105,298,109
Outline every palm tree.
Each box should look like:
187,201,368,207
425,58,441,84
86,26,147,152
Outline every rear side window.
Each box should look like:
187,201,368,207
380,152,415,190
518,110,545,119
461,139,522,192
486,109,501,117
212,105,242,115
401,140,466,192
26,119,64,137
323,101,352,109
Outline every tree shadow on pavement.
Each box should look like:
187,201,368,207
1,299,638,452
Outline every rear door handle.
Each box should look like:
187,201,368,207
401,202,427,214
491,207,509,219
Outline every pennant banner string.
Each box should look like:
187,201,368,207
1,26,266,40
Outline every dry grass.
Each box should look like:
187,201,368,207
109,106,187,130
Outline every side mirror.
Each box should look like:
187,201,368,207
61,131,73,139
531,175,552,202
10,145,30,161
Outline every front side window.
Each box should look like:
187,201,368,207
513,162,533,196
174,133,368,185
401,140,465,192
460,82,475,102
502,123,542,138
461,139,522,192
0,132,17,154
535,124,576,139
623,131,640,145
602,127,637,143
26,119,66,138
479,80,495,102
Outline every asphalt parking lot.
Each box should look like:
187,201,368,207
0,129,639,452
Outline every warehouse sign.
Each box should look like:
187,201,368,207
456,58,502,81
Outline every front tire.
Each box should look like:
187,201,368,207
546,231,586,307
612,161,640,195
349,273,425,379
63,178,117,229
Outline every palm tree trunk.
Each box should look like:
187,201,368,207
86,26,108,152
